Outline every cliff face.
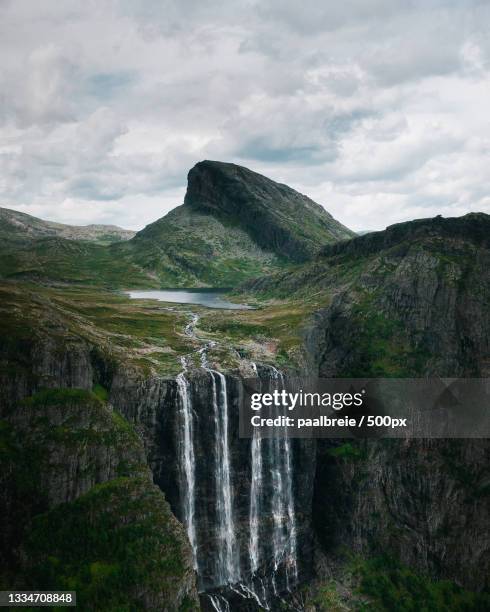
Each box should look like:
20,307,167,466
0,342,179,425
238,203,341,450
110,365,317,605
250,213,490,377
0,303,199,610
288,214,490,595
313,439,489,593
246,213,490,597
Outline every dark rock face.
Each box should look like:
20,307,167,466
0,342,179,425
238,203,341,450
184,160,355,262
314,439,489,592
0,335,199,610
305,216,490,378
318,212,490,259
292,214,490,593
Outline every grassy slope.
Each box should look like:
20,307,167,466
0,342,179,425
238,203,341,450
0,237,159,288
0,280,317,377
113,206,290,288
0,214,289,289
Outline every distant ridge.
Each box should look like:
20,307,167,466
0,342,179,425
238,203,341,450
319,212,490,258
0,207,135,244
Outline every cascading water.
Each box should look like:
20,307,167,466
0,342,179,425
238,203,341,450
176,359,198,571
246,364,299,606
208,369,240,585
175,312,299,609
249,429,262,574
269,367,298,591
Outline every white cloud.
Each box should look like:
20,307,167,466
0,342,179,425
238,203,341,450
0,0,489,232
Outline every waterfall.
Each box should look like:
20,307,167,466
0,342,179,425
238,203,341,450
176,350,298,608
249,428,262,573
176,364,198,570
209,369,240,585
283,427,298,585
248,364,298,592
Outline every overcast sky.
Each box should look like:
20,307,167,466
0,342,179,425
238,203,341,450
1,0,489,232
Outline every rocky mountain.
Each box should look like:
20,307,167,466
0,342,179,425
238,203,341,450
0,206,135,244
0,162,354,287
250,212,490,377
183,160,353,261
113,160,355,286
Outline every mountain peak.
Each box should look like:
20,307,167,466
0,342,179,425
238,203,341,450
184,160,354,262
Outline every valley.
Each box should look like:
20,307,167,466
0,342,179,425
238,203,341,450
0,161,489,611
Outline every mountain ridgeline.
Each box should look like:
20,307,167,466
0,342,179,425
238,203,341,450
0,207,135,244
0,161,354,287
115,161,354,286
249,212,490,377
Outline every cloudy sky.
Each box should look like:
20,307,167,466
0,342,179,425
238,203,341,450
1,0,489,232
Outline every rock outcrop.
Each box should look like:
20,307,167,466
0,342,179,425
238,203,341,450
115,160,354,287
183,160,354,262
0,311,199,610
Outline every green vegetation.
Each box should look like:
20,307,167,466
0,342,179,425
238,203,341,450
23,478,194,611
0,237,156,288
308,556,490,611
327,443,365,461
199,298,315,367
22,388,103,408
352,555,490,611
342,292,431,377
311,580,351,611
92,384,109,402
0,283,196,377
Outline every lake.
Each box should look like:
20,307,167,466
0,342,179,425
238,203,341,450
126,289,252,310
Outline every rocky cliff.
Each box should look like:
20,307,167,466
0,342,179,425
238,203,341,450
0,287,199,611
247,212,490,603
183,161,354,262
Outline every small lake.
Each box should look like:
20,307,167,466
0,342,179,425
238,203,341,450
126,289,253,310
